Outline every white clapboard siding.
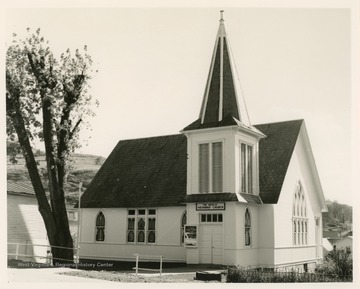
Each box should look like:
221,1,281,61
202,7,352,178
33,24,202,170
7,193,48,262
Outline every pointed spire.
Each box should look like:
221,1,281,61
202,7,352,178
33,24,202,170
197,10,252,129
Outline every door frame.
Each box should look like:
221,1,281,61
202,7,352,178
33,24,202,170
199,223,224,264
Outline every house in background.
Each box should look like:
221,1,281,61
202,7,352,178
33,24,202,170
7,181,49,263
322,238,333,257
333,236,353,259
323,230,341,245
7,181,79,263
78,12,327,271
333,236,352,259
323,229,353,259
67,206,80,245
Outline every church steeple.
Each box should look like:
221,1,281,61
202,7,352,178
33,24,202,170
184,11,260,134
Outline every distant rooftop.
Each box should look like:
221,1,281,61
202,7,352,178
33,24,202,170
7,181,34,196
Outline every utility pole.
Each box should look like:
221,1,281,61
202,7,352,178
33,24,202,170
76,182,83,269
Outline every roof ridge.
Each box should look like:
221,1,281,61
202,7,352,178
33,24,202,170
116,133,184,143
254,119,304,126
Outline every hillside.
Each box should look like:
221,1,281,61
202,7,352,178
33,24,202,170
8,151,353,225
323,200,352,231
7,153,106,205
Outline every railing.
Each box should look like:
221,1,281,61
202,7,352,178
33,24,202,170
133,254,163,276
8,242,79,267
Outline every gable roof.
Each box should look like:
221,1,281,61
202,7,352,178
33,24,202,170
7,181,35,197
80,119,303,208
323,230,341,240
79,134,187,208
255,119,303,203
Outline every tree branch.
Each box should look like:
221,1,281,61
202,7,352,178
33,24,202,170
69,118,82,140
56,74,85,195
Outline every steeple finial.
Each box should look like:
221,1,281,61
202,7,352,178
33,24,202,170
220,10,224,21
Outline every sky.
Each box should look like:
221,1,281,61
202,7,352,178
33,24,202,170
3,2,358,206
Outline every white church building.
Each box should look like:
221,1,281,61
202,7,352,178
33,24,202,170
78,12,327,270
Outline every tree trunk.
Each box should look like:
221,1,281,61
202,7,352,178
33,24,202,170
6,81,57,256
41,95,74,265
7,72,73,265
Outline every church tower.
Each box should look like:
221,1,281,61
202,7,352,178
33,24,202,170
182,11,265,199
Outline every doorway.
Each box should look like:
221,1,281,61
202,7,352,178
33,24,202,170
199,224,223,264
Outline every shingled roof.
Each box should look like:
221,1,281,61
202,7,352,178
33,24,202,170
255,119,304,203
80,119,303,208
7,181,35,196
79,134,187,208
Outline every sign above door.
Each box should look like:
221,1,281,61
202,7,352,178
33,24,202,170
196,203,225,211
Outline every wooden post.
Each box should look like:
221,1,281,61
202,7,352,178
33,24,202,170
135,254,139,276
76,182,83,270
15,243,19,260
160,256,163,276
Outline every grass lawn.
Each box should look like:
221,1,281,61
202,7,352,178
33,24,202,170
59,270,225,283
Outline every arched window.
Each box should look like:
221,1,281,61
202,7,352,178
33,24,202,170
245,208,251,246
147,218,156,243
95,212,105,241
181,211,187,244
137,218,145,243
292,181,308,246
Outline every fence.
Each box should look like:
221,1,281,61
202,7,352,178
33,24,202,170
133,254,163,276
8,242,79,268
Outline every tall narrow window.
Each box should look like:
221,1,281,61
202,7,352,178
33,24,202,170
241,144,253,194
127,210,135,242
95,212,105,241
127,218,135,242
212,142,223,192
199,144,209,192
147,218,156,243
137,218,145,243
199,142,223,193
245,209,251,246
241,144,246,193
181,211,187,244
247,146,253,194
